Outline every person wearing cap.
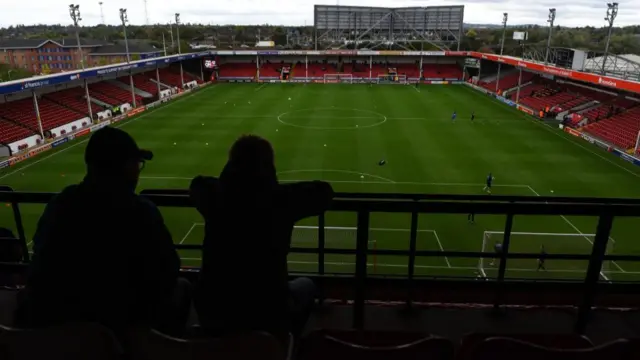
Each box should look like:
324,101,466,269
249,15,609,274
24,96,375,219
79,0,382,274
189,134,334,341
17,127,188,335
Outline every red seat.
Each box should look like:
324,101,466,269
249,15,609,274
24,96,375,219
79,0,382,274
466,337,630,360
0,323,122,360
126,328,284,360
298,329,454,360
458,333,593,360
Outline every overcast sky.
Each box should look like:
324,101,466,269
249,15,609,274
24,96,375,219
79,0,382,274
0,0,638,28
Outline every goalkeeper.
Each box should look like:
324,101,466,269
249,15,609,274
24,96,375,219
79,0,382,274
537,245,547,271
489,241,503,266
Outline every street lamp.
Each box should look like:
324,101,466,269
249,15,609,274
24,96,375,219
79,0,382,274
69,4,85,69
495,13,508,92
119,8,136,108
175,13,181,54
119,8,131,63
602,3,619,74
544,8,556,65
175,13,185,87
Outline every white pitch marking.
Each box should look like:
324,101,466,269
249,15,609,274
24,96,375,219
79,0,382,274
526,185,624,276
179,223,199,244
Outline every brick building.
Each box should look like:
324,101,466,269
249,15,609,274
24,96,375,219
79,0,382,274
0,38,162,74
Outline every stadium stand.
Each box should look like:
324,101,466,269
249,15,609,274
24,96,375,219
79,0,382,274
90,82,143,106
306,63,337,77
218,63,256,77
395,63,420,78
583,106,640,149
519,88,579,111
422,64,462,79
119,72,162,96
259,62,285,78
342,63,371,78
0,117,35,144
0,98,84,133
157,67,203,87
44,87,104,116
482,71,535,92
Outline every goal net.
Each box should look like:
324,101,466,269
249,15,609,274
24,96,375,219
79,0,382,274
376,74,408,84
324,74,353,84
479,231,616,280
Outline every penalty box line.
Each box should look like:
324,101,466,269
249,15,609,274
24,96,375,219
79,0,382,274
181,223,451,268
176,258,636,276
525,185,625,277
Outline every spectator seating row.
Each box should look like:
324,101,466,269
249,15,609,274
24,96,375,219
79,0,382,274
519,89,578,111
422,64,462,79
0,98,84,134
157,68,203,88
1,324,637,360
45,87,104,116
91,82,143,106
118,73,160,96
218,63,256,77
583,106,640,149
342,63,369,78
481,71,535,92
260,63,285,78
0,116,35,144
305,63,338,77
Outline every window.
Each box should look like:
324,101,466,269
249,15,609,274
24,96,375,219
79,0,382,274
39,56,44,61
48,56,52,61
31,56,35,61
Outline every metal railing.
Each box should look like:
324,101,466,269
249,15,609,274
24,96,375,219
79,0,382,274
3,187,640,333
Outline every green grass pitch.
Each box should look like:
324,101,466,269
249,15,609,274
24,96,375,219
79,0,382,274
2,83,640,281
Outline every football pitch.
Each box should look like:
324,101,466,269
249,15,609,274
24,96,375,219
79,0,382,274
2,83,640,282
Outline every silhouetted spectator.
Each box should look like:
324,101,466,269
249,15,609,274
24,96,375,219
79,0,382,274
190,135,333,340
16,127,189,336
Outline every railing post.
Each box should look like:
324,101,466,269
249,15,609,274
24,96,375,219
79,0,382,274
407,210,419,307
317,213,326,305
9,197,29,262
493,212,514,310
575,213,614,334
354,209,370,330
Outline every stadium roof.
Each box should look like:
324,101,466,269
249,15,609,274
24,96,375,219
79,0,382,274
583,53,640,81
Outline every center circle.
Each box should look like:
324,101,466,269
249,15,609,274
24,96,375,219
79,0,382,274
277,107,387,130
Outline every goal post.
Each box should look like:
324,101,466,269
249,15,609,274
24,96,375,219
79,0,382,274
479,231,615,280
323,74,353,84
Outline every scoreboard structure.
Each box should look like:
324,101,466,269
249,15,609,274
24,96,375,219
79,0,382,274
314,5,465,51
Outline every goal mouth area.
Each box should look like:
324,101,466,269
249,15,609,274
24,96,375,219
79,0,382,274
479,231,615,281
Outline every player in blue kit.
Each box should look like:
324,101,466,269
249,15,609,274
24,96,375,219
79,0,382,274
483,172,494,194
451,111,457,122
